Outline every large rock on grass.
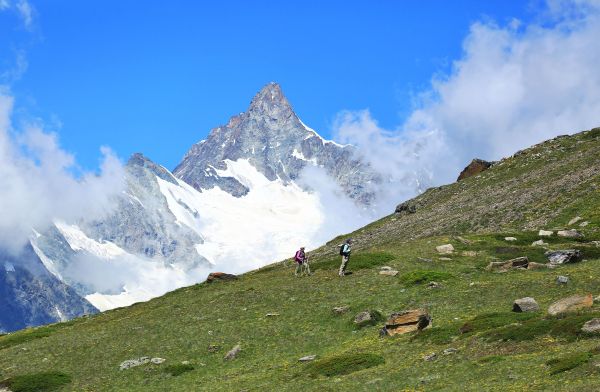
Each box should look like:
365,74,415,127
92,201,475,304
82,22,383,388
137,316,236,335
436,244,454,254
381,309,431,336
548,294,593,316
457,159,494,181
581,319,600,334
557,229,584,239
513,297,539,312
545,250,582,265
206,272,238,283
354,310,383,328
486,257,529,272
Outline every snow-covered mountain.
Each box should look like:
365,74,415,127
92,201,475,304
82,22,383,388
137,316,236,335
7,82,381,328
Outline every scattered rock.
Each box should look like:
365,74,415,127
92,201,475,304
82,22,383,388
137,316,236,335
299,355,317,362
206,272,238,283
548,294,593,316
457,158,494,181
581,318,600,334
538,230,554,237
423,352,438,361
354,310,382,328
568,216,582,225
557,229,584,239
461,251,477,257
593,241,600,248
381,309,431,336
545,249,583,265
208,345,220,353
181,361,190,365
332,306,350,315
426,281,441,289
379,270,399,276
439,257,453,261
486,257,529,272
380,266,392,271
436,244,454,254
556,276,569,284
151,358,165,365
531,240,547,246
455,236,474,245
395,201,417,214
505,237,518,242
579,221,589,227
417,257,433,263
119,357,151,370
443,348,458,355
266,313,280,317
224,345,241,361
513,297,539,313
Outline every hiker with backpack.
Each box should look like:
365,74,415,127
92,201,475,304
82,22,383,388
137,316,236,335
294,246,310,276
338,239,352,277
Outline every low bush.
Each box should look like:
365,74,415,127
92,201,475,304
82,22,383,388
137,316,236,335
546,352,592,375
163,364,195,376
304,353,385,377
1,371,71,392
399,270,453,285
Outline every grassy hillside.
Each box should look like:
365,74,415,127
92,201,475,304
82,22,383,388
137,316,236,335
1,128,600,391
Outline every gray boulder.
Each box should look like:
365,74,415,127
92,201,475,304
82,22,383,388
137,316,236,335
582,318,600,334
545,250,582,265
512,297,539,312
557,229,584,239
556,276,569,284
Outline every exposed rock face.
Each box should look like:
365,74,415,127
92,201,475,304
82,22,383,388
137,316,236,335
557,229,584,239
513,297,539,312
395,201,417,214
206,272,238,283
486,257,529,272
173,83,381,205
548,294,593,316
545,250,582,265
382,309,431,336
538,230,554,237
582,318,600,334
0,245,97,333
457,159,494,181
436,244,454,254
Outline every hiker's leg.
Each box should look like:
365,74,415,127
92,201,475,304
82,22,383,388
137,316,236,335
306,262,311,275
295,263,300,276
338,256,348,276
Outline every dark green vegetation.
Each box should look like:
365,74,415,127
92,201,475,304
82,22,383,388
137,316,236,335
0,372,71,392
0,128,599,390
163,364,195,377
303,353,385,377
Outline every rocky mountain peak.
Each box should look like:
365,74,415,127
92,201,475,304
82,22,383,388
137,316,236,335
247,82,293,120
127,153,178,185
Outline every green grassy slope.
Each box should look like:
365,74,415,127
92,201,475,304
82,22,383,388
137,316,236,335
1,128,600,391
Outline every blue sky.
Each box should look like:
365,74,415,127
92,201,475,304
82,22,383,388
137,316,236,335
0,0,565,170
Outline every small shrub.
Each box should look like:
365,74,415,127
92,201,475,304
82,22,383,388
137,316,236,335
411,325,458,345
163,364,194,376
459,312,538,335
546,352,592,375
305,353,385,377
400,270,453,285
1,371,72,392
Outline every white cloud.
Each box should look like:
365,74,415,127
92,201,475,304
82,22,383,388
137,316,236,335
16,0,33,29
334,0,600,210
0,91,126,255
0,0,10,11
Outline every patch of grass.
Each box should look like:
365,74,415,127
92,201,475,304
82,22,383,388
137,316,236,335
304,353,385,377
0,326,58,351
482,313,600,342
163,364,195,377
399,270,453,285
546,352,592,375
1,372,71,392
411,325,458,345
478,355,507,364
313,252,395,271
459,312,538,334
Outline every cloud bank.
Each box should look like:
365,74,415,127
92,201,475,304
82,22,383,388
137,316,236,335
0,92,125,254
334,0,600,211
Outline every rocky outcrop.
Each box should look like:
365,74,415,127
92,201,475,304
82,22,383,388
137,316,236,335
548,294,593,316
395,201,417,214
381,309,431,336
582,319,600,334
457,159,494,181
206,272,238,283
513,297,539,312
557,229,584,239
486,257,529,272
436,244,454,254
545,250,582,265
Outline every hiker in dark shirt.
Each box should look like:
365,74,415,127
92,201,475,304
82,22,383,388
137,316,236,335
294,246,310,276
338,239,352,276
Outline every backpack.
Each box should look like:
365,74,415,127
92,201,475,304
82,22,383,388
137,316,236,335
339,245,345,256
